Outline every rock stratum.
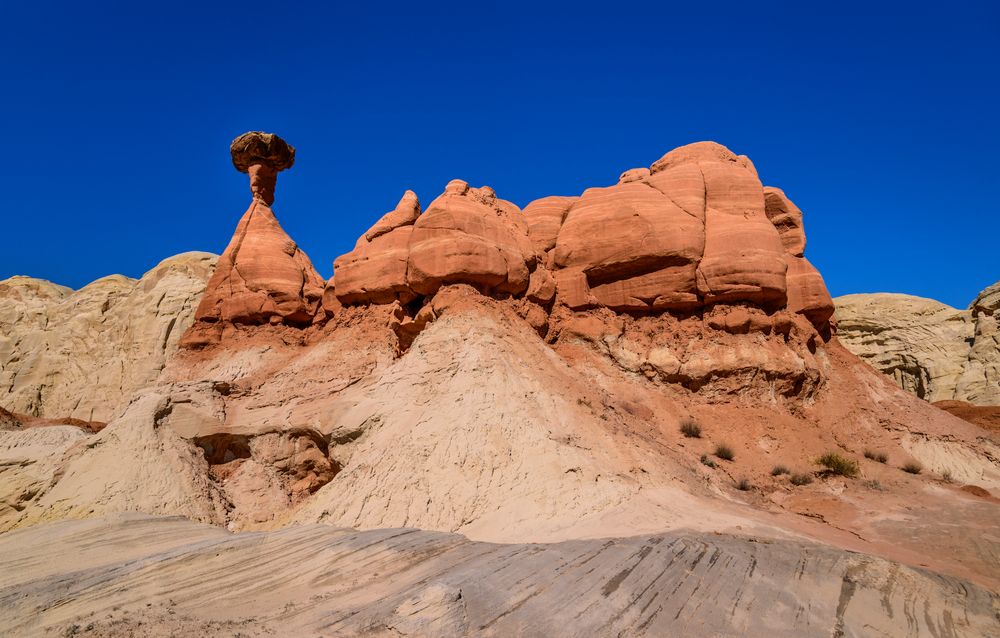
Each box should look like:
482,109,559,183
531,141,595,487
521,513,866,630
835,282,1000,405
1,134,998,638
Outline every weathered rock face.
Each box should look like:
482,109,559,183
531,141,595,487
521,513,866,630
835,281,1000,405
552,182,704,311
408,181,537,296
5,137,1000,638
332,191,419,305
764,187,834,326
0,252,216,421
182,132,324,346
330,141,833,338
331,180,539,304
188,200,325,331
516,142,833,329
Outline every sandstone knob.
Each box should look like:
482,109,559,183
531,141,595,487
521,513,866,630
230,132,296,173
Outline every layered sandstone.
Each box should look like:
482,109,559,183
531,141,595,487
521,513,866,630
835,281,999,405
2,514,996,638
330,141,834,339
0,252,216,421
3,139,998,638
331,180,538,304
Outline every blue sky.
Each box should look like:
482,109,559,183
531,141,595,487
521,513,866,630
2,1,997,307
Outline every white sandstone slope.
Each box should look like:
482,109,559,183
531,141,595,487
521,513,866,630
0,252,217,421
835,281,1000,405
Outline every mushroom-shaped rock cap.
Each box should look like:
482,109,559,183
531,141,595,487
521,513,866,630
230,131,296,173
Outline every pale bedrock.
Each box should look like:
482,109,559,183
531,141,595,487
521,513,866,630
406,179,536,296
836,282,999,405
834,292,982,403
0,252,216,421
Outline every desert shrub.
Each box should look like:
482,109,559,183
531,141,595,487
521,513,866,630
714,444,735,461
736,478,752,491
817,452,859,478
864,450,889,463
941,469,953,483
771,465,790,476
901,462,923,475
790,473,813,486
700,454,717,468
679,418,702,438
863,479,885,491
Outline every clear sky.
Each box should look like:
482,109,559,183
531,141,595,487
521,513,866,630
2,1,997,308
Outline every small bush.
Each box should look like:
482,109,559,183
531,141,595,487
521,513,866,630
901,462,923,475
700,454,717,468
679,418,702,438
714,444,735,461
736,478,752,491
790,473,813,486
941,470,953,483
817,452,859,478
863,479,885,491
771,465,790,476
864,449,889,464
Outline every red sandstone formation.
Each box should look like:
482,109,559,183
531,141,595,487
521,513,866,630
182,133,324,347
333,190,421,304
182,138,835,351
326,140,833,338
764,187,835,327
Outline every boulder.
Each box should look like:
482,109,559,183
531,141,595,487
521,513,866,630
763,187,806,256
333,191,420,305
784,257,834,326
406,180,536,296
523,196,576,255
649,142,786,306
763,187,833,327
553,183,703,311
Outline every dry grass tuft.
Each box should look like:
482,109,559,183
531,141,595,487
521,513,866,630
714,444,735,461
679,418,702,438
817,452,859,478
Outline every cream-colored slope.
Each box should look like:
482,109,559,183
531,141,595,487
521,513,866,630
0,252,217,421
289,300,755,542
4,394,228,532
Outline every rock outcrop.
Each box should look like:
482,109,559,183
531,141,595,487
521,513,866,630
329,141,833,343
0,252,216,421
835,281,999,405
331,181,538,304
182,133,324,346
4,137,997,638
